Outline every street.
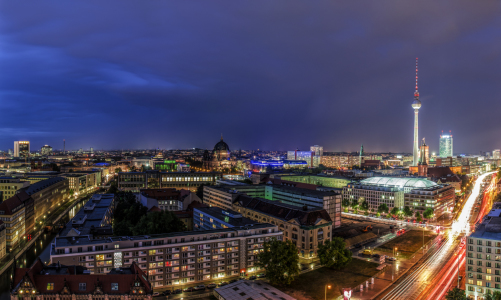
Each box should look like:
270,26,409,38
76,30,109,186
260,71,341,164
375,171,497,300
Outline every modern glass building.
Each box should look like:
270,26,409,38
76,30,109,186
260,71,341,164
286,150,320,168
439,134,453,157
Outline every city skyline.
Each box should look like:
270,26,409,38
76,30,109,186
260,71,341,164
1,1,501,152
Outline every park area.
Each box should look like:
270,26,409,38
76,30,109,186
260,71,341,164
376,229,437,257
277,259,379,300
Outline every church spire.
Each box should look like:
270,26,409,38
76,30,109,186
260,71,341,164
221,133,223,141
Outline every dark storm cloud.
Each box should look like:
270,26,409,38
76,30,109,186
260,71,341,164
1,0,501,153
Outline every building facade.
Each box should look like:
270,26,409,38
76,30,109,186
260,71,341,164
0,177,30,201
0,196,25,250
466,208,501,299
138,189,200,211
287,150,319,168
50,224,281,288
14,141,30,158
118,171,222,192
193,207,259,231
233,196,332,258
40,145,53,156
343,177,455,218
204,185,342,228
22,177,69,225
439,133,454,158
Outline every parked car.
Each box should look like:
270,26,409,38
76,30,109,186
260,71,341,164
183,287,194,292
162,290,172,296
194,285,206,291
249,275,257,280
229,279,239,283
218,281,229,287
152,292,161,297
207,283,217,289
373,254,381,259
172,289,182,294
387,257,397,261
257,273,266,278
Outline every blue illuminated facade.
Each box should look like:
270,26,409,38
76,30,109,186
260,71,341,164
250,159,307,170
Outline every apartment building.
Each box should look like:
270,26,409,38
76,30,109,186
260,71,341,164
118,171,221,192
63,171,102,194
0,177,30,201
204,185,342,228
0,221,6,260
0,196,25,250
50,224,281,288
274,174,351,189
233,195,332,258
21,177,68,225
466,207,501,299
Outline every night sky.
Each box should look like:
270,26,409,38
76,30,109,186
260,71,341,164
1,1,501,154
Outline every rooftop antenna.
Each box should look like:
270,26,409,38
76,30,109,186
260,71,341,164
414,57,419,99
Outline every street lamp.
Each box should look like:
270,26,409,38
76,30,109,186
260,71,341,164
325,285,331,300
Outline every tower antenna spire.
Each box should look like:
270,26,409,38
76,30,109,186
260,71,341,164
414,57,419,99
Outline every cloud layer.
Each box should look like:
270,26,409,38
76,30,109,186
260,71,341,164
1,0,500,153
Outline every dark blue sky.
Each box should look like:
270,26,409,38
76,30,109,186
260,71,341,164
1,1,501,154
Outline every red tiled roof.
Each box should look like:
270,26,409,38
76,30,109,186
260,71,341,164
12,259,151,295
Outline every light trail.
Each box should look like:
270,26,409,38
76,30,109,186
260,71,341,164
379,171,497,300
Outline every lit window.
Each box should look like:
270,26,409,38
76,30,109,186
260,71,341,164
47,283,54,291
79,283,86,291
111,283,118,291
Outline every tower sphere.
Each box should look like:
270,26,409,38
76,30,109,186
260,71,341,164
412,99,421,109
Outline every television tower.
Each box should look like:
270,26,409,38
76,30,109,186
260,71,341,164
412,58,421,166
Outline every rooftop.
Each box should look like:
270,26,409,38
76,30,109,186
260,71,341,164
193,207,259,227
23,177,66,195
214,280,295,300
53,223,277,248
360,176,438,189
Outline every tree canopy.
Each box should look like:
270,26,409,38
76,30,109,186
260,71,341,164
360,200,369,211
403,206,413,217
317,237,352,269
377,203,389,214
423,208,434,220
415,211,423,222
390,207,400,216
255,238,300,286
445,287,466,300
132,211,186,235
484,290,501,300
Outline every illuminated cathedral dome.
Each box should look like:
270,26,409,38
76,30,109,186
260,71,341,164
212,135,230,161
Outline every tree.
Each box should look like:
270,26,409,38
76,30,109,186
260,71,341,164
129,165,137,172
112,191,148,235
403,206,413,217
107,181,118,194
132,211,186,235
415,211,423,222
423,208,434,220
445,287,466,300
342,198,351,208
69,189,74,197
256,238,300,286
360,200,369,212
390,207,400,216
317,237,352,269
377,204,389,214
351,198,359,209
114,167,122,174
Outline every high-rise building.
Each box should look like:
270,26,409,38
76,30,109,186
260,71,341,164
418,139,428,177
493,149,500,159
310,145,323,156
439,132,453,158
359,144,364,167
419,139,429,164
412,58,421,166
40,145,52,156
13,141,30,158
90,147,94,153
